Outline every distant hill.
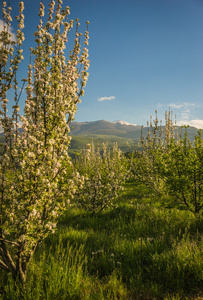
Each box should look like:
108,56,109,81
70,120,141,137
0,120,201,157
68,120,142,156
68,120,200,156
70,120,200,140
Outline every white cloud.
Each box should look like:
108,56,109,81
180,112,190,120
0,19,17,45
98,96,115,102
155,102,203,129
168,102,195,109
166,102,200,125
177,119,203,129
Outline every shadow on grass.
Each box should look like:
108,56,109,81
41,190,203,299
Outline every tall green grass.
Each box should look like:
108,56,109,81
1,181,203,299
1,241,127,300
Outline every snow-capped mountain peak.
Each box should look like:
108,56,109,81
113,120,137,127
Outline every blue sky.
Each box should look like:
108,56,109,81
1,0,203,128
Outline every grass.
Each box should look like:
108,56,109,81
1,181,203,299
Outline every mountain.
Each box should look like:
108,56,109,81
113,120,138,126
68,120,201,156
70,120,141,138
0,120,200,157
67,120,143,155
70,120,199,140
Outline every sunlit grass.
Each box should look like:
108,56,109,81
1,180,203,299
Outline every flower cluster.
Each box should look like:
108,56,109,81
73,142,128,214
130,110,203,214
0,0,89,283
